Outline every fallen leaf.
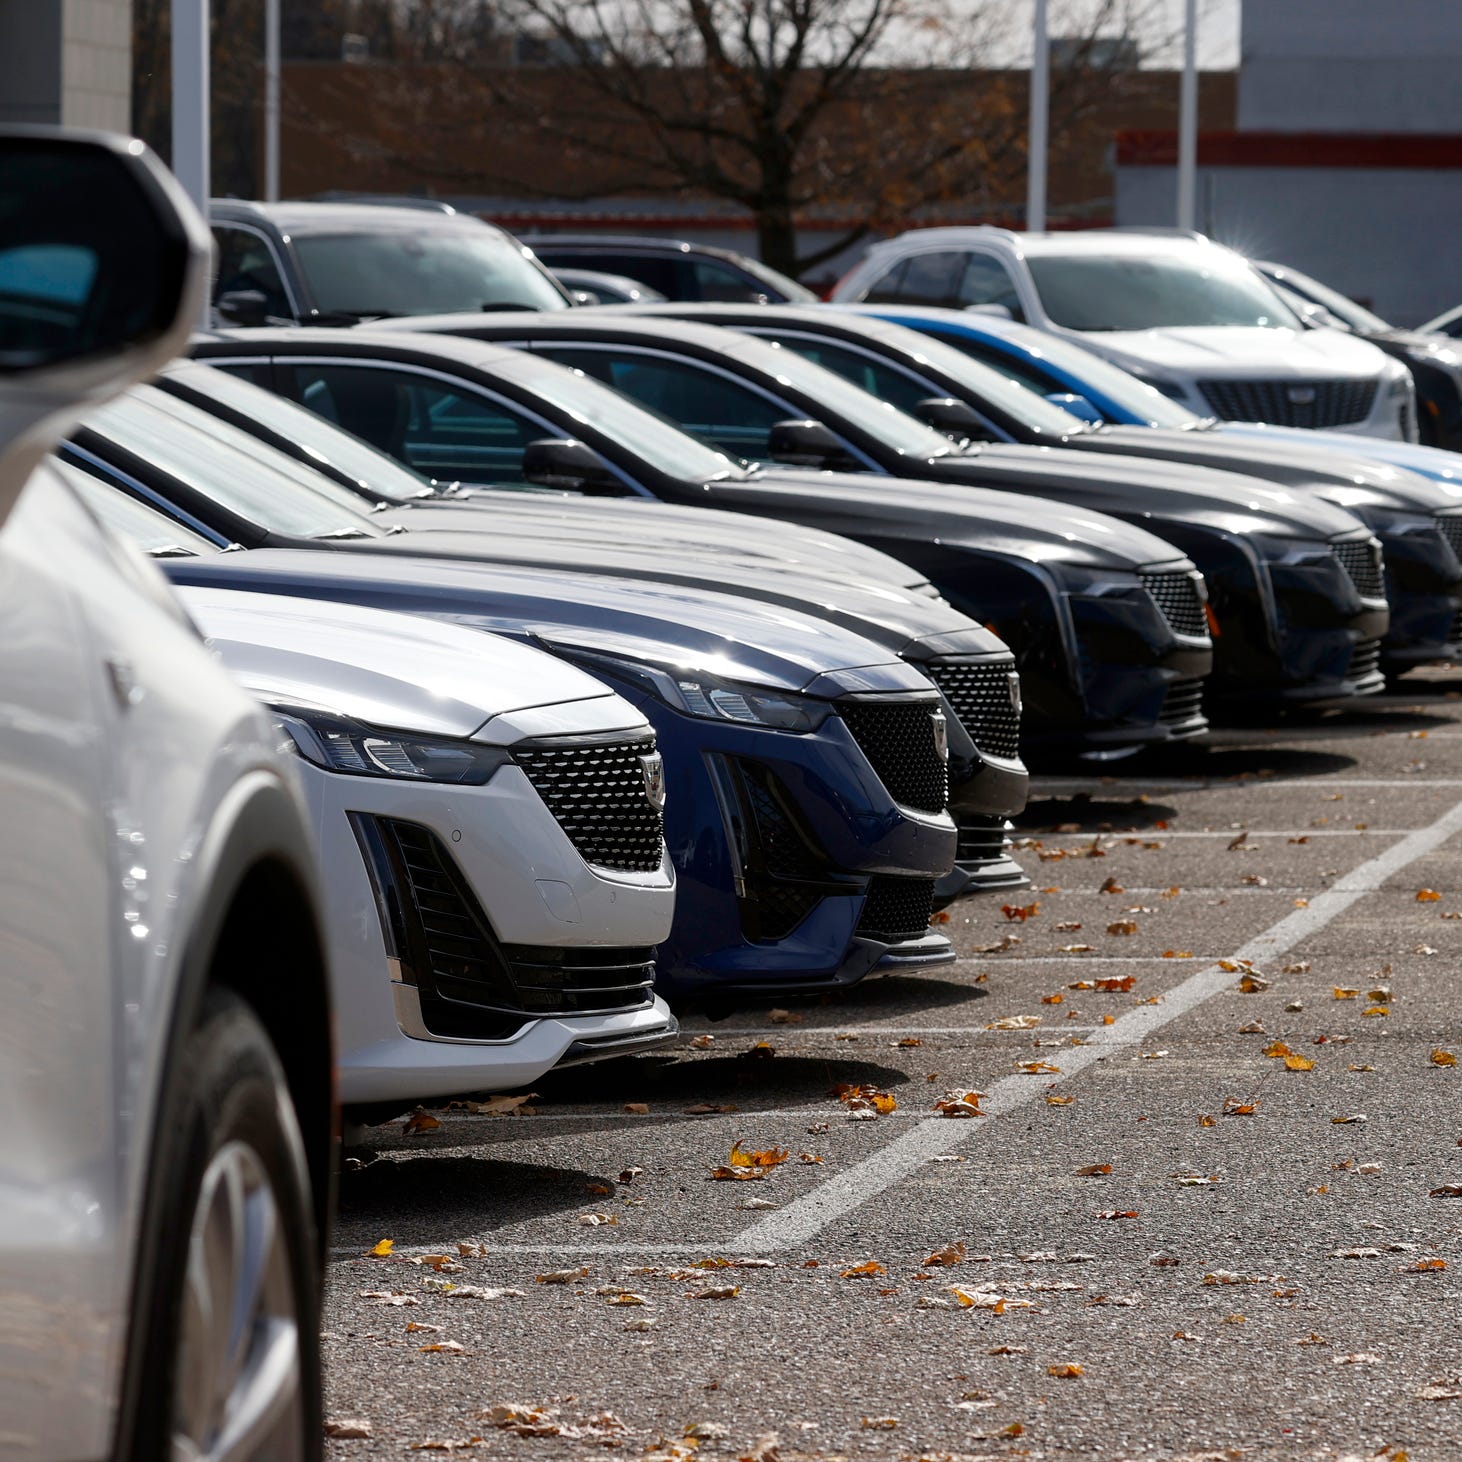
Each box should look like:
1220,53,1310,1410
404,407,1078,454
624,1102,650,1115
841,1261,886,1279
1059,943,1096,953
1331,1114,1367,1125
767,1008,803,1024
728,1141,790,1169
1417,889,1443,902
1041,992,1065,1004
360,1290,417,1305
405,1321,444,1334
1095,976,1136,993
454,1092,539,1116
1046,1094,1075,1106
535,1267,589,1285
1283,961,1311,974
1001,902,1040,922
1017,1061,1061,1075
1432,1049,1457,1067
1401,1258,1447,1272
403,1110,442,1136
684,1103,736,1115
1172,1173,1219,1185
1076,1164,1112,1176
686,1286,739,1299
1363,1005,1390,1017
1165,950,1195,960
1047,1363,1083,1378
1417,1385,1462,1400
689,1034,715,1050
418,1340,466,1354
924,1243,967,1267
860,1417,898,1429
933,1092,986,1117
1283,1054,1316,1071
985,1014,1042,1030
369,1239,395,1258
1333,1352,1383,1365
1172,1331,1200,1342
1223,1099,1259,1116
1094,1210,1139,1220
895,1036,924,1048
1429,1185,1462,1197
1198,1114,1216,1127
325,1419,373,1439
1238,974,1269,992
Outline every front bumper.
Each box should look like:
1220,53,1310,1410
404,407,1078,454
299,759,677,1107
621,692,958,1000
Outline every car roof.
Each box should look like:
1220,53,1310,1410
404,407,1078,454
868,226,1224,260
371,309,749,356
210,199,502,237
520,235,706,254
191,325,537,372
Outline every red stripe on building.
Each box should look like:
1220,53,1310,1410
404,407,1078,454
1115,130,1462,169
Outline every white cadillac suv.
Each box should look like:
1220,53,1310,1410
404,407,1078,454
833,227,1417,441
0,129,333,1458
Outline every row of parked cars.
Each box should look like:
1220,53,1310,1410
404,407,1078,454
8,130,1461,1455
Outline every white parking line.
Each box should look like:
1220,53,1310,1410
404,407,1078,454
1029,777,1462,793
1022,828,1410,839
732,793,1462,1252
674,1025,1102,1037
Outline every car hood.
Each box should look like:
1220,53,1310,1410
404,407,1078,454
180,585,644,742
928,443,1366,541
1072,326,1389,380
1216,423,1462,493
163,550,931,699
371,499,996,656
379,491,926,588
1088,426,1455,515
723,469,1185,571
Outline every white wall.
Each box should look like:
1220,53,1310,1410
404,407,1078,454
0,0,130,131
1239,0,1462,132
1115,162,1462,325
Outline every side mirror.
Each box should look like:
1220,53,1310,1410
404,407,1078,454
215,288,271,326
0,128,209,529
521,437,625,494
914,396,989,440
767,418,859,470
1046,392,1104,425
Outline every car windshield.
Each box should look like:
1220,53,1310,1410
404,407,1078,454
739,256,818,303
728,337,958,459
292,228,569,317
84,385,389,539
1026,249,1302,332
512,356,751,483
162,365,434,505
936,325,1203,429
1265,264,1391,334
58,458,221,556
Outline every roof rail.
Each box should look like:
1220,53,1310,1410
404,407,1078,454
1106,225,1209,241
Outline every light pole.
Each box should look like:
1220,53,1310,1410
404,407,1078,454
1027,0,1049,232
171,0,210,220
264,0,280,200
1176,0,1198,231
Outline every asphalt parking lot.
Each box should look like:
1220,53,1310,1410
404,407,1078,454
322,670,1462,1461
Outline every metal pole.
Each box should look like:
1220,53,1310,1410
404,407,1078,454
1176,0,1198,231
171,0,210,220
1027,0,1049,232
264,0,280,200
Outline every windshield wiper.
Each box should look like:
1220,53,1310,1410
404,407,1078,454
148,543,199,558
313,526,375,540
309,308,401,324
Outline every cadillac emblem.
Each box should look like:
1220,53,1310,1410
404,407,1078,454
931,709,949,763
1286,385,1317,406
1008,672,1022,715
640,750,666,812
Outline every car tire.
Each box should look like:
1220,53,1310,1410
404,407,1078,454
125,989,323,1461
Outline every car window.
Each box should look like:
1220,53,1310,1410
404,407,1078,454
212,225,291,318
957,254,1025,320
544,348,788,461
83,385,387,539
539,250,684,299
162,365,434,504
879,251,966,307
691,259,766,303
57,457,221,556
282,364,538,484
290,228,568,318
861,257,910,303
772,338,936,414
1025,250,1302,331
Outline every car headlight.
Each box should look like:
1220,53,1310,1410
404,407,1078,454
1362,509,1438,538
1384,368,1414,400
1050,563,1148,597
1248,535,1335,568
273,705,508,784
566,652,831,732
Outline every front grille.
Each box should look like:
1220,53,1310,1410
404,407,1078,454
360,817,655,1039
1436,514,1462,566
1197,377,1378,428
514,736,663,872
1450,608,1462,647
1140,570,1208,637
1159,678,1205,727
1347,639,1382,682
1330,538,1385,599
837,699,948,814
924,656,1022,761
856,875,936,943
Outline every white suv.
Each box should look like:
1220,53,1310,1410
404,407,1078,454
833,227,1416,441
0,131,332,1457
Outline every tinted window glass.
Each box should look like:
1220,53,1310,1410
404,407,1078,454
887,251,965,307
292,228,568,317
691,259,765,302
212,226,291,318
957,254,1024,320
537,250,683,298
84,386,385,539
284,364,538,484
774,338,935,414
1026,251,1302,331
545,348,787,461
58,458,220,556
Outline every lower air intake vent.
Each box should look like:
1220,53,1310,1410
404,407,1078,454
1437,514,1462,565
1159,678,1205,727
1197,377,1377,428
1330,538,1384,599
956,815,1008,865
1347,639,1382,683
514,736,664,872
856,875,936,943
924,656,1022,761
1141,570,1208,638
838,699,948,813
